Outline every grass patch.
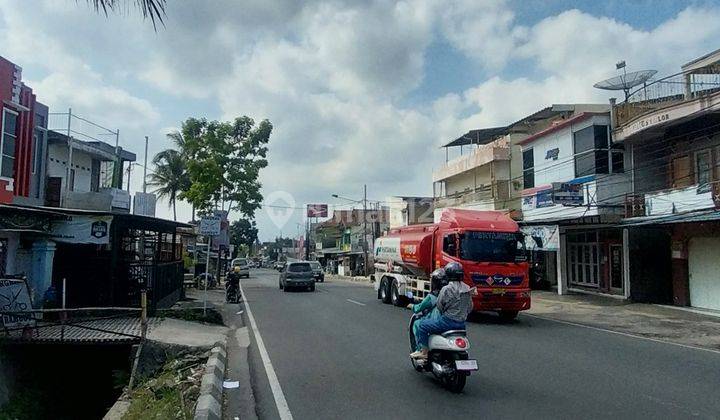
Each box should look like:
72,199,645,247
122,354,205,420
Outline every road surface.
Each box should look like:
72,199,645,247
235,268,720,420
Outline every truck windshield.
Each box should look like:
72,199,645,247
459,231,524,263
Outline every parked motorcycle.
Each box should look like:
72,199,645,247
225,282,240,303
408,311,477,393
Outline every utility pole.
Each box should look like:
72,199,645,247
63,108,72,206
363,184,368,276
142,136,149,193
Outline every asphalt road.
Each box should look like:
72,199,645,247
238,269,720,420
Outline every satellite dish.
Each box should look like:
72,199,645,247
594,69,657,100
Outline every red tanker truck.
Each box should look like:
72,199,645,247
373,208,530,320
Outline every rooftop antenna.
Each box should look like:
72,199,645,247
593,61,657,101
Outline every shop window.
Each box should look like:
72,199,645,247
0,109,18,179
573,125,623,177
671,155,692,188
523,148,534,188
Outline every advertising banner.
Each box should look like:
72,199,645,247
0,278,36,328
307,204,328,218
52,215,113,244
522,225,560,251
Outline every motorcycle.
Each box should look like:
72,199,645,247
225,281,240,303
408,311,478,393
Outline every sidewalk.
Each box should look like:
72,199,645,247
528,290,720,351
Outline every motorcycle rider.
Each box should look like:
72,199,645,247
410,268,447,350
226,266,242,303
410,261,474,360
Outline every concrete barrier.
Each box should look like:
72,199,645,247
194,341,227,420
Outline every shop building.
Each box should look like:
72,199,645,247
614,48,720,310
519,109,631,297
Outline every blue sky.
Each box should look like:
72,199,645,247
1,0,718,240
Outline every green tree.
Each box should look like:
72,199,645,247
147,149,189,221
230,219,259,252
178,116,272,218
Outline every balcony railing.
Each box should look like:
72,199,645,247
615,69,720,127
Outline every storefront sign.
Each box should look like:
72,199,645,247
522,225,559,251
0,278,35,328
52,215,113,244
553,183,583,205
536,190,554,208
545,148,559,160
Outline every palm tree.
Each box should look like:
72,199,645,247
148,149,188,221
88,0,166,28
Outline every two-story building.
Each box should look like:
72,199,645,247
614,48,720,311
520,109,630,297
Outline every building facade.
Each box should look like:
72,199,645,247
614,48,720,311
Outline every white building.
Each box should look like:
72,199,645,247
520,109,631,297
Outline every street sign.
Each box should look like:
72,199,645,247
200,216,221,236
307,203,328,218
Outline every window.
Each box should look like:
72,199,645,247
523,148,534,188
1,109,18,179
696,149,712,186
459,231,524,263
69,169,75,191
573,125,623,177
671,155,692,188
32,129,45,174
288,262,311,272
442,233,458,256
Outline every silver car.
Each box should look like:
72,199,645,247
231,258,250,278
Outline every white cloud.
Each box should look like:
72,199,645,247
2,0,720,237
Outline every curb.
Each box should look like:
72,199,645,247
194,340,228,420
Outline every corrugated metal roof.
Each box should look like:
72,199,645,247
1,317,162,344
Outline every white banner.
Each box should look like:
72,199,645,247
52,215,113,244
522,225,559,251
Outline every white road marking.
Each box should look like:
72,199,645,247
346,299,366,306
524,313,720,355
237,281,293,420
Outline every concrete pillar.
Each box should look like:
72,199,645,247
622,229,631,299
556,230,567,295
30,240,56,308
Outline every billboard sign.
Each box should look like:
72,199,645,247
307,203,328,218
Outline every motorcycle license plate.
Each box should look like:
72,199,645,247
491,288,506,295
455,359,478,371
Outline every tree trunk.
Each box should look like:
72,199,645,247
173,200,177,221
191,204,195,222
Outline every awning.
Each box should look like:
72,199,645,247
622,209,720,226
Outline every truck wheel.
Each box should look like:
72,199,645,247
499,310,519,321
380,278,392,304
391,281,404,307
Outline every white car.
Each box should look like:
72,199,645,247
231,258,250,278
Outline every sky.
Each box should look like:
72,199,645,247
1,0,719,241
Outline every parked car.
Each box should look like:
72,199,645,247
279,261,316,292
309,261,325,282
231,258,250,278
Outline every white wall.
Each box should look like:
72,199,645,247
47,143,95,193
